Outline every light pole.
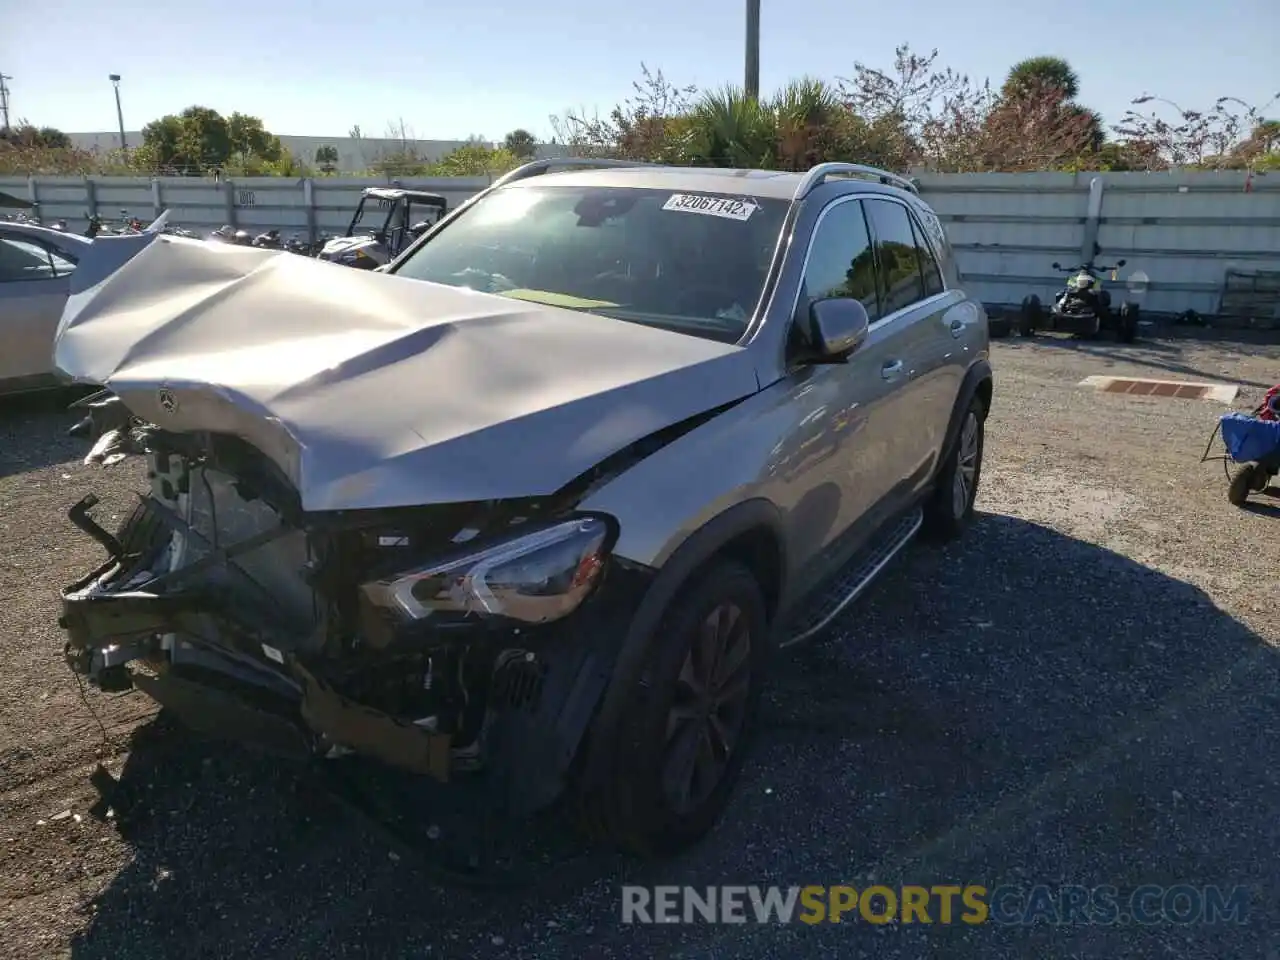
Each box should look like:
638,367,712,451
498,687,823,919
745,0,760,100
109,74,127,158
0,73,12,132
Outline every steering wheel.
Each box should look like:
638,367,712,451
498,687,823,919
667,281,734,317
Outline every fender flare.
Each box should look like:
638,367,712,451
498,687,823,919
938,359,993,475
577,498,788,789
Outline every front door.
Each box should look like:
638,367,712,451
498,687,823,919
0,232,75,384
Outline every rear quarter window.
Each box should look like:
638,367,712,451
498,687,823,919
911,203,951,268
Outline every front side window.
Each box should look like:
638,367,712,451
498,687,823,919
0,237,76,282
393,185,789,343
800,199,879,317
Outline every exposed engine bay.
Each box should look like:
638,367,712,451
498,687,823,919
57,390,719,810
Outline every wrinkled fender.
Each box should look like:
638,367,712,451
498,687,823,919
577,498,787,790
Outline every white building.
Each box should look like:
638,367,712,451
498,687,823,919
65,131,566,173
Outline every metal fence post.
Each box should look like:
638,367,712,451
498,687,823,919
303,178,316,243
1081,176,1105,262
84,177,98,220
27,174,39,223
224,179,237,228
151,178,163,218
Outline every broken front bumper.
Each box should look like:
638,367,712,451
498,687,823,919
59,493,651,811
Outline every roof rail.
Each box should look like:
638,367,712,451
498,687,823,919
489,157,657,190
794,162,920,199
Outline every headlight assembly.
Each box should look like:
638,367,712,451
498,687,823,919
360,516,611,626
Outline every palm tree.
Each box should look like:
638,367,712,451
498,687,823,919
770,77,843,169
1002,56,1080,101
687,86,778,168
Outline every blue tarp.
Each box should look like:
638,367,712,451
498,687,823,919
1220,412,1280,463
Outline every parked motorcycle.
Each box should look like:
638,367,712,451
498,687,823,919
252,228,283,249
1019,254,1139,343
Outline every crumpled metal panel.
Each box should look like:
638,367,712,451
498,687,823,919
54,232,760,511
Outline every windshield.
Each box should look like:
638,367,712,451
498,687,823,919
349,195,399,237
392,184,790,342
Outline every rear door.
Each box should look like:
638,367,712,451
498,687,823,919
861,198,959,497
0,232,76,383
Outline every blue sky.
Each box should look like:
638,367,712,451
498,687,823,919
2,0,1276,141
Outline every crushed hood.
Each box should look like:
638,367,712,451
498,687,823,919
55,233,760,512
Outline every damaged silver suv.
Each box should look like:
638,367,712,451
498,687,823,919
56,158,991,855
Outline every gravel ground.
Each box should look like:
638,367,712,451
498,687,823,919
1,331,1278,960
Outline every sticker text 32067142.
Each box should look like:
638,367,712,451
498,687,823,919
662,193,758,221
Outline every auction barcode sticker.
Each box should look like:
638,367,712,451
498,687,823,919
663,193,758,221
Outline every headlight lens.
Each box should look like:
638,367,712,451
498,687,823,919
360,516,610,625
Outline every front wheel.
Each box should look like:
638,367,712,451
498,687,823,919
924,396,986,541
1019,295,1041,337
1117,303,1139,343
577,561,767,855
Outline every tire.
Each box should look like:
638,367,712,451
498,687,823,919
1117,304,1139,344
923,395,986,541
576,560,768,856
1019,295,1041,337
1227,464,1261,506
1081,311,1102,340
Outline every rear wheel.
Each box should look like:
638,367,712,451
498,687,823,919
1019,296,1041,337
1117,303,1139,343
1227,464,1265,506
1081,311,1102,340
577,561,767,855
924,396,986,541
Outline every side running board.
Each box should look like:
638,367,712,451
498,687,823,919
779,507,923,648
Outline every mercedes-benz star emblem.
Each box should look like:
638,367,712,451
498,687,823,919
157,388,178,414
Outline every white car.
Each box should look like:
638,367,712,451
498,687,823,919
0,221,93,396
0,213,172,396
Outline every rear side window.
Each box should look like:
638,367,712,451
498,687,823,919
863,199,926,314
0,237,76,282
909,215,945,298
800,199,878,317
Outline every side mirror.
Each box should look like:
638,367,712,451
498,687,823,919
806,298,869,362
1051,262,1061,270
1116,259,1126,267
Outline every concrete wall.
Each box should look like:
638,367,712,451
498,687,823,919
4,168,1278,322
913,169,1280,319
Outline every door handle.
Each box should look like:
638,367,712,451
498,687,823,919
881,359,905,381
